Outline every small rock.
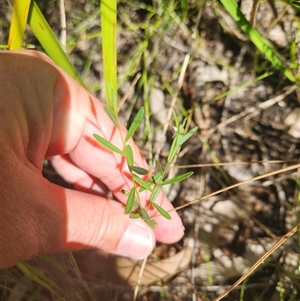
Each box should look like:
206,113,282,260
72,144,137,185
284,108,300,139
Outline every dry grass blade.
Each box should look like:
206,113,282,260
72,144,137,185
249,0,259,27
119,73,141,108
133,257,147,301
213,221,300,301
177,160,300,168
174,163,300,211
58,0,66,49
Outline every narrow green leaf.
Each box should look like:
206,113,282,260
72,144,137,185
129,212,141,219
162,171,194,186
145,218,157,229
177,126,198,146
125,187,136,214
125,145,134,166
172,110,179,130
8,0,31,50
93,134,124,156
168,135,180,163
104,105,119,128
129,166,149,175
152,203,171,220
168,125,198,163
125,107,145,142
149,185,162,204
152,172,163,184
132,174,153,192
140,208,150,221
138,172,163,192
140,208,157,228
177,122,186,136
28,3,85,87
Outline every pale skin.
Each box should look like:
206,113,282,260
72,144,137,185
0,50,184,269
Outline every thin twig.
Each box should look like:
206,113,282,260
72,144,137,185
59,0,66,51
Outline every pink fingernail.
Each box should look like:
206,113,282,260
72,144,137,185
117,222,155,259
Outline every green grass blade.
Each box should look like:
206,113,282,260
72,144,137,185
280,0,300,10
125,107,144,142
8,0,31,50
220,0,296,83
27,2,85,87
17,262,61,294
93,134,124,156
101,0,118,114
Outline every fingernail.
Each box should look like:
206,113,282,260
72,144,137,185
117,222,155,259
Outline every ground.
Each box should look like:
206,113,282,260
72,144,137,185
1,1,300,301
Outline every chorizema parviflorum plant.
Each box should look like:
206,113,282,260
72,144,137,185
93,105,198,228
97,0,198,228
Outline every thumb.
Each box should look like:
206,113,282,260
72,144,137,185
1,161,155,268
58,187,156,259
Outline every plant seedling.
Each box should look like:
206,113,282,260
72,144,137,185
94,106,197,228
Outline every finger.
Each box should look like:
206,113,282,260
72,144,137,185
49,155,109,196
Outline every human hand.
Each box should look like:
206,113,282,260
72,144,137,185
0,50,184,269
